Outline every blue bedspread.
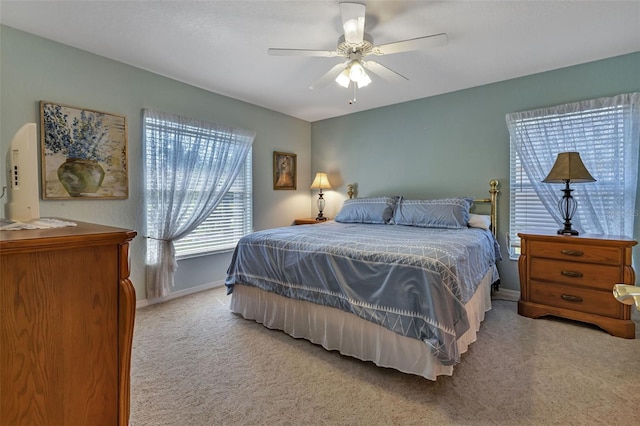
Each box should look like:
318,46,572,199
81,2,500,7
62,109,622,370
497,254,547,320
225,221,500,365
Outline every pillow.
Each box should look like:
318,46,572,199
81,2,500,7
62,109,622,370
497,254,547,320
468,213,491,230
335,196,399,224
393,197,473,229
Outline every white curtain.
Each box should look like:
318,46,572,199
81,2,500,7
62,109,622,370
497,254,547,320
506,93,640,237
144,109,255,299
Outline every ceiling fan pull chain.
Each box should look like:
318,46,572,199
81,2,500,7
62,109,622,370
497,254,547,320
349,82,357,104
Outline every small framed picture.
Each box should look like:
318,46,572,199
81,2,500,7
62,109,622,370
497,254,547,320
273,151,297,190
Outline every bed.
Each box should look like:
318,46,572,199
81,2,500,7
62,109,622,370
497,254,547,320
225,180,500,380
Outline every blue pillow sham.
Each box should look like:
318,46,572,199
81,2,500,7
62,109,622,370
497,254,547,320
335,196,400,224
393,197,473,229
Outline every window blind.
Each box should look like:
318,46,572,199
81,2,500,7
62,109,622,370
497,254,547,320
173,152,252,258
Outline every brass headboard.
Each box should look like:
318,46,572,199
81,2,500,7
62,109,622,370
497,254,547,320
473,179,500,239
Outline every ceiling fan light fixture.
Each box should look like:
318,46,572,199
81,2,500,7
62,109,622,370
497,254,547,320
335,68,352,88
356,72,371,88
334,60,371,88
348,60,365,80
348,60,371,87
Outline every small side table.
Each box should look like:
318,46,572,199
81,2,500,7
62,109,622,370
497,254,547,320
293,218,329,225
517,232,636,338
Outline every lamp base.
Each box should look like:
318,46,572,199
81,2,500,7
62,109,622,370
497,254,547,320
557,228,579,236
556,181,579,236
316,191,327,222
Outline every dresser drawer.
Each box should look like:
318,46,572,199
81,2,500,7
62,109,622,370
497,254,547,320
529,280,622,318
530,258,620,291
528,240,621,265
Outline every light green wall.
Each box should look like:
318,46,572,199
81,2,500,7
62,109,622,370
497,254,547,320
2,25,638,298
0,26,312,301
311,52,640,291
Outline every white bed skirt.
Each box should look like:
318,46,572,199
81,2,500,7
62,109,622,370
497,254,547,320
230,269,493,380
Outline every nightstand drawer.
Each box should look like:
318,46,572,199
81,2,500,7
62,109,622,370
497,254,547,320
529,240,621,265
530,281,622,318
530,258,620,291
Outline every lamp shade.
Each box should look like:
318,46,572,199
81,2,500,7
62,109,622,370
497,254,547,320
542,152,596,183
310,172,332,190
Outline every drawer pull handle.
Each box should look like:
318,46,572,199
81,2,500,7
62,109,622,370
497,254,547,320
561,270,583,278
561,249,584,257
561,294,583,303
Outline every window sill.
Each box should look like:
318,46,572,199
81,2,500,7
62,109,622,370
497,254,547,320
176,247,236,261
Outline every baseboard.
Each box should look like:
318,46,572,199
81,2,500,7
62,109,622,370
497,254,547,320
492,287,520,302
137,280,225,309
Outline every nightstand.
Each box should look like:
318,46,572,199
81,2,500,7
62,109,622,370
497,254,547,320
518,232,637,338
293,218,329,225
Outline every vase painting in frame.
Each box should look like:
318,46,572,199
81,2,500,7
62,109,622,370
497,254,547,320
40,101,128,199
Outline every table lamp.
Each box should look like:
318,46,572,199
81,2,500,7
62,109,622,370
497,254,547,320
310,172,332,221
542,152,596,235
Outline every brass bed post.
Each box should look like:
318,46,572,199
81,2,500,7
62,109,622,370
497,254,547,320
473,179,499,239
489,179,499,240
473,179,500,291
488,179,500,291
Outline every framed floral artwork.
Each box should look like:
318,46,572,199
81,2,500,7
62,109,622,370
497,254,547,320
273,151,297,190
40,101,128,199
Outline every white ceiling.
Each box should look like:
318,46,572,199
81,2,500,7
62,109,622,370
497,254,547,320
1,1,639,122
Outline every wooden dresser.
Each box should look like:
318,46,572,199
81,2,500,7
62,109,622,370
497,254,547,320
1,221,137,425
518,232,637,338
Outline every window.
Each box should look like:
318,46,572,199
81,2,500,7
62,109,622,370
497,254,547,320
144,111,253,260
173,150,252,258
507,94,639,259
509,148,560,257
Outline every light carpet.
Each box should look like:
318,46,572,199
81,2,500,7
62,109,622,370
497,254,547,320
130,286,640,426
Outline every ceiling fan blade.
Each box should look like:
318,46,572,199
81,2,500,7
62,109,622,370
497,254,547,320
372,33,448,55
340,2,365,44
363,61,408,82
268,48,337,57
310,62,348,89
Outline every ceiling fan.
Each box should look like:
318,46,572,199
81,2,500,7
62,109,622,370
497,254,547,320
268,2,447,101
